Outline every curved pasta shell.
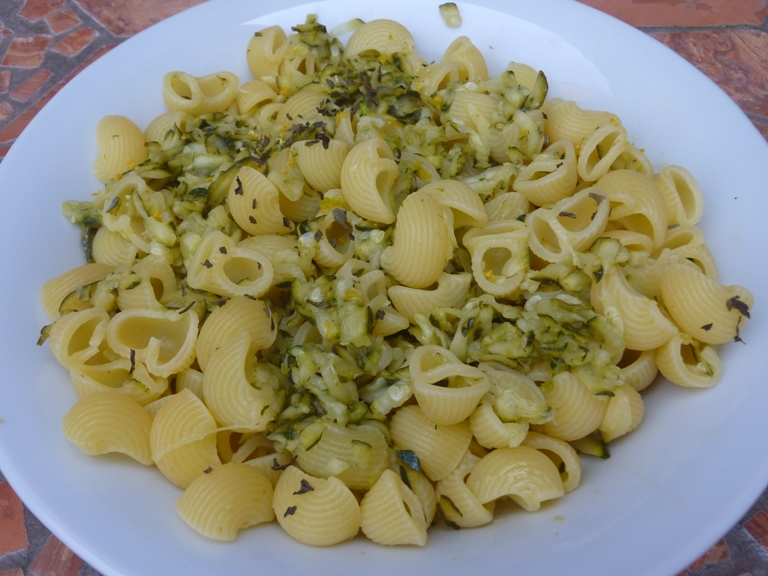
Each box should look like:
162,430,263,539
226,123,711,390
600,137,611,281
464,219,529,297
294,424,389,490
100,174,154,253
388,272,472,324
514,139,578,206
236,79,280,115
93,115,148,183
542,98,619,148
448,89,500,132
596,170,669,250
465,445,564,511
360,469,427,546
294,138,349,193
313,210,357,269
415,61,460,102
47,307,109,369
527,187,609,263
143,111,188,142
418,179,487,228
389,405,472,481
176,462,274,541
162,71,239,115
659,261,753,345
70,358,168,406
618,349,658,392
228,166,293,236
203,330,278,432
187,231,274,299
106,307,198,378
275,90,327,129
246,26,289,85
441,36,488,81
591,266,678,351
506,61,539,91
62,394,153,465
577,123,629,182
598,384,644,443
340,137,399,224
345,19,415,59
655,333,723,388
655,165,704,227
396,465,437,526
116,255,177,311
91,226,138,268
151,389,220,487
469,396,528,449
484,191,530,222
534,372,606,441
381,191,452,289
196,296,276,373
409,345,490,425
273,466,361,546
657,225,718,282
40,262,115,320
435,451,495,528
522,431,582,493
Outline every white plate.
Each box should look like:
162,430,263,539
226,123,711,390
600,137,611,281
1,1,766,575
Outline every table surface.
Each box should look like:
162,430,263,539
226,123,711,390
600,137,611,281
0,1,767,575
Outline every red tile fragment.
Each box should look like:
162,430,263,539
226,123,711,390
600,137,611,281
76,0,206,37
11,70,52,102
650,29,768,118
0,481,29,556
745,509,768,552
688,538,729,570
0,44,117,147
28,534,83,576
45,8,82,35
579,0,768,27
0,101,14,122
52,27,98,57
1,35,52,68
0,70,11,93
19,0,65,22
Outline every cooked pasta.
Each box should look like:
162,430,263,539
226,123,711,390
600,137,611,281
41,11,753,550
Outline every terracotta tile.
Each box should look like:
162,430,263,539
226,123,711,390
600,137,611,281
688,538,730,570
52,27,98,57
744,509,768,552
0,569,25,576
19,0,65,22
0,101,15,122
579,0,768,27
45,8,82,34
0,43,117,146
650,29,768,118
0,22,14,38
0,144,11,160
28,534,84,576
76,0,206,37
1,35,53,68
0,70,10,93
0,481,29,556
11,69,52,102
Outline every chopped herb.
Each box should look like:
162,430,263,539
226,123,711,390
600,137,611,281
234,176,244,196
252,198,258,210
436,502,461,530
125,280,141,290
595,390,615,397
375,308,386,320
219,246,227,254
106,196,120,214
249,215,257,224
293,479,315,495
203,466,213,474
271,457,293,471
433,378,449,387
284,506,297,517
178,301,196,315
593,266,604,282
332,208,349,229
559,211,577,219
129,349,136,374
701,323,713,331
396,449,421,472
726,295,750,318
203,259,213,269
283,217,292,228
399,465,412,489
314,230,323,241
589,192,605,204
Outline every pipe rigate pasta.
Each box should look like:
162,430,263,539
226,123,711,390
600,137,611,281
41,11,755,550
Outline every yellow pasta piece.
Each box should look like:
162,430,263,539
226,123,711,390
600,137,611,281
176,463,274,541
93,115,148,183
360,469,427,546
62,394,153,465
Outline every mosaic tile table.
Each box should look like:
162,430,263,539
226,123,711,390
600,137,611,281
1,0,767,575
